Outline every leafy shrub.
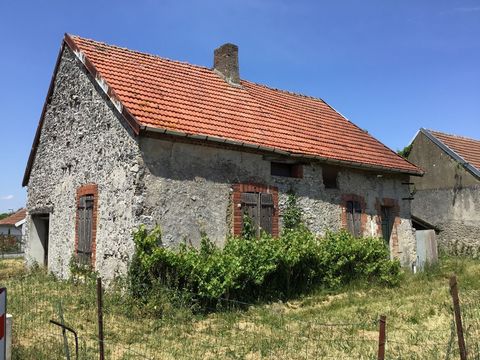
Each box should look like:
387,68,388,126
282,192,302,230
129,225,401,308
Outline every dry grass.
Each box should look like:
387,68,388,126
1,256,480,359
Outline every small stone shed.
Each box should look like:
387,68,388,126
407,128,480,255
23,34,423,279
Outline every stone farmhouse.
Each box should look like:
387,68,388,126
407,128,480,255
23,34,423,278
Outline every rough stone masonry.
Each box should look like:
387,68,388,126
25,46,417,280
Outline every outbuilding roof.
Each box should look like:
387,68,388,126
420,128,480,179
0,209,26,226
23,34,422,185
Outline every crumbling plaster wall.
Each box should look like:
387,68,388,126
140,137,416,266
25,47,144,279
413,186,480,255
409,131,480,255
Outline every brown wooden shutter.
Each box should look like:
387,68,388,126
260,193,274,235
77,195,94,265
346,201,355,235
346,200,362,237
241,192,274,237
353,201,362,237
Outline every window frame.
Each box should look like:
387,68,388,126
322,166,339,189
232,184,279,237
341,194,366,237
270,162,303,178
75,184,98,267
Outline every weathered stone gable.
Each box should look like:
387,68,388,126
25,46,143,278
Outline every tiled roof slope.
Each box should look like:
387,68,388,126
67,35,421,175
429,130,480,172
0,209,26,226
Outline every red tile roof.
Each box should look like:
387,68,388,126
24,34,423,185
0,209,26,226
429,130,480,172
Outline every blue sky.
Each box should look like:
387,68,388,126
0,0,479,212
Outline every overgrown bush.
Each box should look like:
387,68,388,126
129,225,401,308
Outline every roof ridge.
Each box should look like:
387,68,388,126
71,35,338,104
242,79,327,102
69,34,213,72
428,128,480,143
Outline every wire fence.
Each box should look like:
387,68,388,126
2,271,477,359
0,234,23,257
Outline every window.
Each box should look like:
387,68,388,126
232,184,279,237
241,192,274,236
322,166,339,189
381,206,394,244
271,162,303,178
77,194,94,265
346,200,362,237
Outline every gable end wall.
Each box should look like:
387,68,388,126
25,46,144,279
409,132,480,255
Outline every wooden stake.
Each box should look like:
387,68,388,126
450,275,467,360
97,277,105,360
377,315,386,360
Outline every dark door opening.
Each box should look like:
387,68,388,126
381,206,394,245
31,214,50,267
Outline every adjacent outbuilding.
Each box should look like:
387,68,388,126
407,128,480,256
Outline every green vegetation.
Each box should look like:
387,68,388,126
129,225,401,307
397,144,412,159
2,257,480,359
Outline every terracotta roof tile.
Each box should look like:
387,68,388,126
0,209,26,226
67,35,421,175
429,130,480,172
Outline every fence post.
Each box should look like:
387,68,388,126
96,277,105,360
377,315,386,360
450,275,467,360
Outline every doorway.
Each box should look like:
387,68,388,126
30,214,50,267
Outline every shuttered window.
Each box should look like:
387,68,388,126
77,194,94,265
381,206,394,244
241,192,274,236
346,200,362,237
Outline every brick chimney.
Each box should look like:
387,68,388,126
213,43,240,85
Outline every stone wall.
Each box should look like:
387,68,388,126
412,186,480,255
25,47,143,279
139,137,417,266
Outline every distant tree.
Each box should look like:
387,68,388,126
0,213,8,220
397,144,412,159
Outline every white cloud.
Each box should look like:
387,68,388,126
0,195,14,201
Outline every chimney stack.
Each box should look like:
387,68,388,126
213,43,240,85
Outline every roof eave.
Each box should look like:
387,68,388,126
22,34,143,187
22,41,66,187
141,125,423,176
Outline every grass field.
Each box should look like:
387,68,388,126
1,256,480,359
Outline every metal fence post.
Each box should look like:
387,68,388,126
450,275,467,360
377,315,386,360
97,277,105,360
